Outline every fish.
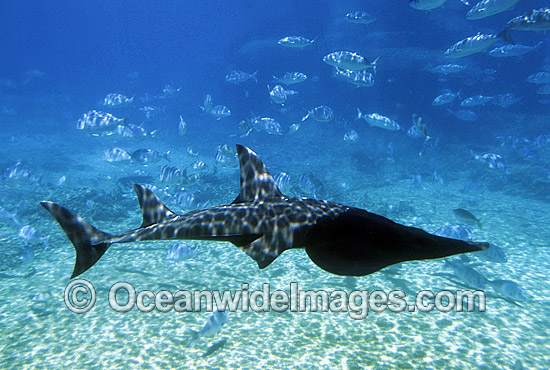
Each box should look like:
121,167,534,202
445,261,488,289
344,129,359,142
201,94,213,112
40,144,489,279
111,123,157,140
444,33,506,58
345,11,376,25
188,310,227,348
273,172,292,194
0,206,21,226
478,244,507,263
172,189,197,210
453,208,483,229
159,165,186,184
251,117,283,135
225,70,258,84
268,85,288,105
103,93,134,108
489,279,527,301
430,64,467,74
277,36,316,48
286,123,300,136
356,109,400,131
332,68,374,87
272,72,307,85
77,110,125,132
410,114,430,142
18,225,49,248
215,144,238,167
207,105,231,120
323,52,379,72
526,72,550,84
178,115,187,136
434,225,473,241
166,242,198,261
489,42,543,57
104,148,132,163
201,339,227,358
537,85,550,95
466,0,520,20
432,92,460,106
131,149,170,165
460,95,494,107
3,162,41,184
302,106,334,122
473,152,507,172
492,93,521,107
409,0,447,10
501,8,550,43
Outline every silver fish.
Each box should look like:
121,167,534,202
431,64,467,74
332,68,374,87
77,110,125,132
302,106,334,122
432,92,460,106
251,117,283,135
225,70,258,84
178,115,187,136
489,42,542,57
467,0,520,20
208,105,231,120
103,93,134,108
104,148,132,163
345,11,376,25
502,8,550,43
277,36,316,48
527,72,550,84
460,95,494,107
272,72,307,85
409,0,447,10
356,109,400,130
444,33,504,58
323,51,379,72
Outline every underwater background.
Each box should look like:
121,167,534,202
0,1,549,369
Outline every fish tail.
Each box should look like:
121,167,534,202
133,184,176,228
478,219,484,230
40,201,113,278
165,150,171,162
251,71,258,83
356,107,363,120
372,56,380,73
498,28,514,45
186,329,199,348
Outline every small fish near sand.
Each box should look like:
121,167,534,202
188,310,227,348
453,208,483,229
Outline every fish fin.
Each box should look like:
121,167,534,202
356,107,363,120
232,145,284,203
40,201,112,278
371,56,380,73
133,184,177,228
498,28,514,45
235,236,281,269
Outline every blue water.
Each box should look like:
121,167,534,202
0,1,549,369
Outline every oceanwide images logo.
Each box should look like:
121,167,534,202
64,279,486,319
